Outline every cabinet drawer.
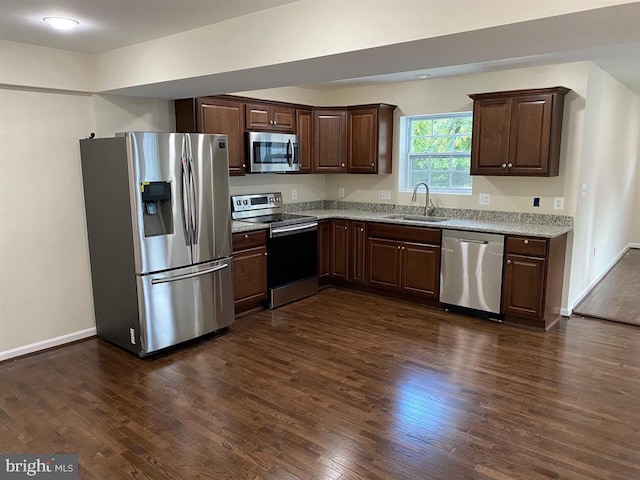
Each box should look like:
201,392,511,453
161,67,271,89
368,223,441,245
506,236,547,257
232,230,267,252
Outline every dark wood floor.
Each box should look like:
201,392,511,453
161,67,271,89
574,248,640,326
2,288,640,480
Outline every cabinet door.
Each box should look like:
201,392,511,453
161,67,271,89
330,220,350,280
313,110,347,172
470,97,510,175
367,238,401,291
232,246,267,307
508,94,553,175
271,106,295,131
350,222,367,284
317,220,331,279
502,254,545,318
401,242,440,298
347,108,377,173
296,109,313,173
245,103,271,130
197,98,246,175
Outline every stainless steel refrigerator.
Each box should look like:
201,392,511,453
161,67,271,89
80,131,234,356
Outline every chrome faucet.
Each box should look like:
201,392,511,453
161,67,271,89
411,182,434,216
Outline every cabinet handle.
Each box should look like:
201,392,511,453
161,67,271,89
524,239,529,245
507,259,512,264
502,163,507,168
508,163,513,168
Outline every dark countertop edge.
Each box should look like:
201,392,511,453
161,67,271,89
232,210,572,239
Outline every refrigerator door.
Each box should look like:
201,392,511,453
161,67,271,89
128,132,192,274
136,257,235,355
188,133,232,263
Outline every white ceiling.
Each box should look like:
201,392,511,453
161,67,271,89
0,0,296,54
0,0,639,96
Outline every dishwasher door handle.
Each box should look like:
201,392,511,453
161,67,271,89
459,238,489,245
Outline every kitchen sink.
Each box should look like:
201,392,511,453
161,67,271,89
384,214,450,223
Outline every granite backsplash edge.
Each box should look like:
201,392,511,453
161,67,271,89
284,200,573,227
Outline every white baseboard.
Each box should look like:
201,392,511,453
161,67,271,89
0,327,96,362
568,244,633,314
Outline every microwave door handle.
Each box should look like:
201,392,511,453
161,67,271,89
288,139,294,167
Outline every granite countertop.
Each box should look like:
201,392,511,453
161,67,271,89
232,207,572,238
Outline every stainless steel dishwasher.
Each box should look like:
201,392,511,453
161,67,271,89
439,229,505,316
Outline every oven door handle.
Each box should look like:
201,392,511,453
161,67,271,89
270,222,318,238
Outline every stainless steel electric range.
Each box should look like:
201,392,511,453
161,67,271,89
231,193,318,308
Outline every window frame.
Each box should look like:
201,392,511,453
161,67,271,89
400,111,473,195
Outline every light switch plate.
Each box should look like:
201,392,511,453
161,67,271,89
479,193,490,206
378,189,391,200
291,189,298,200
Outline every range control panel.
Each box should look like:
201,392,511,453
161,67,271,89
231,192,283,218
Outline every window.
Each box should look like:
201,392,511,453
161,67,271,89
401,112,473,194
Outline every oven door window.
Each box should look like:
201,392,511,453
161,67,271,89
267,230,318,288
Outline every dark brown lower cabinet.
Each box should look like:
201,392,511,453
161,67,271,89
350,222,367,284
232,230,267,314
366,223,441,299
317,220,331,281
502,234,567,329
330,220,350,280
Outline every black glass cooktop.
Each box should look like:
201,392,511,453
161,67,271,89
239,213,317,227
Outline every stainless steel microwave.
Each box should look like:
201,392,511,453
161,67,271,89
246,131,300,173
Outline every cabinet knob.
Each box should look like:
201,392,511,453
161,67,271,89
269,120,274,125
244,234,249,239
344,226,348,230
507,259,512,264
508,163,513,168
242,163,246,168
264,252,268,256
523,239,529,245
274,121,277,125
502,163,507,168
397,245,401,250
402,246,405,250
360,228,364,232
341,163,346,168
371,163,374,167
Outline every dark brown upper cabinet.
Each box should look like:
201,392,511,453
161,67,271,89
347,104,395,174
469,87,570,176
296,108,313,174
313,109,347,173
245,102,295,133
175,97,246,176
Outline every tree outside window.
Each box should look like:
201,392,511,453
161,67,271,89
405,113,472,194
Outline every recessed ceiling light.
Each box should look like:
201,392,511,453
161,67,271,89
43,17,80,31
415,73,432,79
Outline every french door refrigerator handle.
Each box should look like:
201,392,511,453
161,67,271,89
186,134,198,243
180,136,192,249
150,263,229,285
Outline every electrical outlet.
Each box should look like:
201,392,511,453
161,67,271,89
338,187,345,198
553,197,565,210
378,189,391,200
479,193,490,206
291,189,298,200
533,197,540,207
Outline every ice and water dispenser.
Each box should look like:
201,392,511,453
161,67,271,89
141,181,173,237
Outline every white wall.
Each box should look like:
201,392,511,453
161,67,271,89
0,90,178,360
567,64,640,307
634,159,640,245
93,94,175,136
0,88,96,357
